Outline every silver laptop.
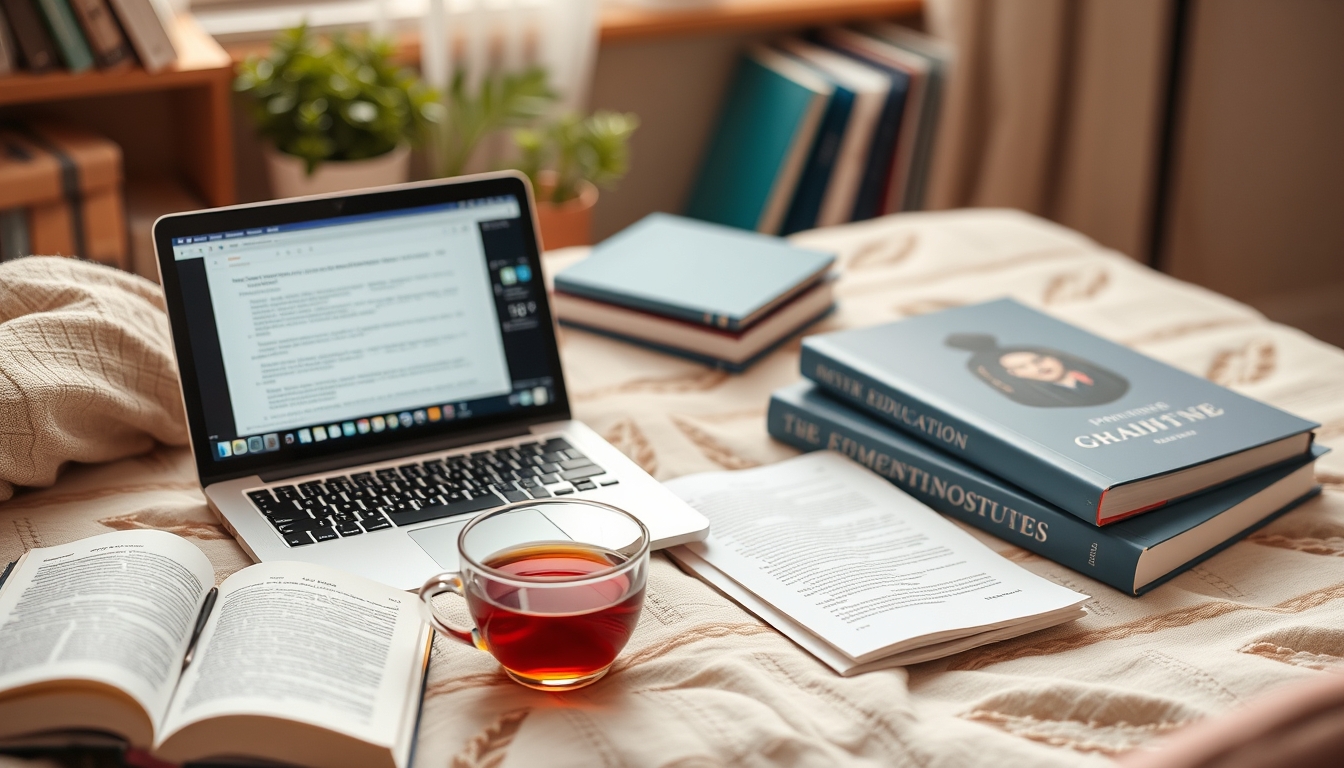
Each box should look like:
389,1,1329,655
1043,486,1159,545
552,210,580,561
154,171,709,590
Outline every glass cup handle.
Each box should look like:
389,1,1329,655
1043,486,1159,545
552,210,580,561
417,573,485,650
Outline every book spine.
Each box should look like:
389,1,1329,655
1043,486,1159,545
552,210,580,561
68,0,130,68
800,342,1107,522
767,392,1144,594
780,87,854,235
106,0,177,73
0,6,16,74
35,0,94,72
2,0,58,72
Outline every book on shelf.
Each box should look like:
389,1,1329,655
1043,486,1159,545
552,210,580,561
813,26,921,218
665,451,1089,676
771,41,854,235
106,0,176,73
34,0,95,72
800,298,1319,525
683,44,832,234
0,530,432,768
0,5,15,75
775,37,891,232
806,29,911,223
858,22,951,212
68,0,131,69
1,0,59,73
769,380,1325,595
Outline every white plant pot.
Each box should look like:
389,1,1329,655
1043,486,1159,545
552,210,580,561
264,144,411,199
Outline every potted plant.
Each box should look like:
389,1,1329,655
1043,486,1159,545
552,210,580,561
512,110,639,249
235,24,440,199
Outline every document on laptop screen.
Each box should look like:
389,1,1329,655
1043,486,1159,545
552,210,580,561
202,207,513,436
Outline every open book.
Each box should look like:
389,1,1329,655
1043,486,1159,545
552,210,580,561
0,530,432,768
665,452,1089,675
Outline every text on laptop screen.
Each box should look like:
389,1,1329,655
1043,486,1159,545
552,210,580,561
168,195,558,462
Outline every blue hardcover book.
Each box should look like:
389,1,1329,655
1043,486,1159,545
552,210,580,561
769,381,1324,595
801,298,1319,525
776,48,855,235
809,30,912,222
554,213,835,331
859,23,949,211
684,45,832,234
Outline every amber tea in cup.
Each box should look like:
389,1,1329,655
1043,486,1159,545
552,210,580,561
418,499,649,691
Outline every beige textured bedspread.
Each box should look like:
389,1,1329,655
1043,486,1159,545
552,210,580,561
3,209,1344,767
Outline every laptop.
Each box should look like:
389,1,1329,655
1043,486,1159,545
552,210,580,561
154,171,709,590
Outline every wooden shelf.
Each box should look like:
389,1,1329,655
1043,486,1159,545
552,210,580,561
0,13,235,212
0,15,231,107
599,0,923,42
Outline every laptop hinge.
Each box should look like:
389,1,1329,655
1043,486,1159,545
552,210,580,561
255,423,535,483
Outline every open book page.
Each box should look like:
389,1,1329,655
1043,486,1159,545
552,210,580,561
670,546,1085,675
157,560,430,760
665,452,1088,663
0,530,214,736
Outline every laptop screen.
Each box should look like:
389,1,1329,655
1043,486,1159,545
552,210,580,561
157,176,568,483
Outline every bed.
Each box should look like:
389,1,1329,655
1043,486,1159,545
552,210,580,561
3,209,1342,767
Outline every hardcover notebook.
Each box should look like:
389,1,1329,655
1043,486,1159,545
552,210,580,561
683,45,832,234
769,381,1324,595
554,213,835,331
801,299,1318,525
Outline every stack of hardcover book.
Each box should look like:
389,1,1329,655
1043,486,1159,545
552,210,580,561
684,24,949,234
553,213,836,371
768,298,1324,595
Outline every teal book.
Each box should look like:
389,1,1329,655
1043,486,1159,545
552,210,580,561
35,0,93,72
776,47,855,235
801,299,1318,525
769,381,1324,595
684,44,832,234
554,213,835,331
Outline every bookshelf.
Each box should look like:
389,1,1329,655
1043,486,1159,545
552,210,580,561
0,13,235,211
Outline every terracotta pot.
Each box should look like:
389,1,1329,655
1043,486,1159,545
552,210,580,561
264,144,411,199
534,177,598,250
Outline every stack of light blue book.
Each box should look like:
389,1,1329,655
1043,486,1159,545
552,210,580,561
552,213,836,371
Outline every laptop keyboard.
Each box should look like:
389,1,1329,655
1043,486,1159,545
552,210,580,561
244,437,618,547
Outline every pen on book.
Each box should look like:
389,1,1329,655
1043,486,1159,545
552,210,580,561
181,587,218,672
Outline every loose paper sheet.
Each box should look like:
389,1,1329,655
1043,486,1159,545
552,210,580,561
665,452,1088,663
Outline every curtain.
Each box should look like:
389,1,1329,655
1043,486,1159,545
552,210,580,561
923,0,1174,262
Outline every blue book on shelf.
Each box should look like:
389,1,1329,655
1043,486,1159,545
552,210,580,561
554,213,835,332
860,23,950,211
801,298,1319,525
809,32,912,222
769,380,1324,595
684,45,832,234
776,48,855,235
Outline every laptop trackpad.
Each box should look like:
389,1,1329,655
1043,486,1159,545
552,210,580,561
408,509,572,570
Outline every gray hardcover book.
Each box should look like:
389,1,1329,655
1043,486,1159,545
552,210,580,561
106,0,174,73
801,298,1318,525
0,6,15,75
